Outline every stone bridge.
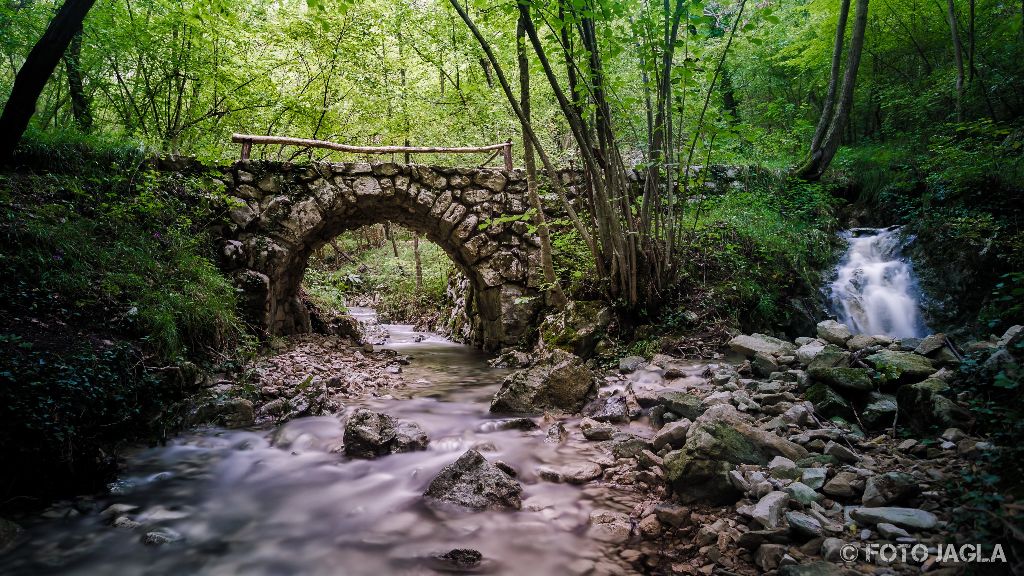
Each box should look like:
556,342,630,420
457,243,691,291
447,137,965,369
215,161,584,349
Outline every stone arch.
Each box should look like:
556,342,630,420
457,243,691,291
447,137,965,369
216,160,545,350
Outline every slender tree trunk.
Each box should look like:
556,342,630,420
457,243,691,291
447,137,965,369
445,0,600,273
63,28,92,132
810,0,851,153
517,13,566,307
968,0,975,82
0,0,97,163
413,233,423,292
385,223,399,258
945,0,965,121
795,0,869,180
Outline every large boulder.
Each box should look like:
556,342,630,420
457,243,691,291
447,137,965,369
664,405,807,504
539,300,613,359
807,345,850,371
344,408,429,458
490,349,596,413
728,334,796,358
866,349,935,384
861,393,899,429
808,367,873,392
816,320,853,346
805,383,854,420
895,378,972,430
657,391,706,421
424,449,522,511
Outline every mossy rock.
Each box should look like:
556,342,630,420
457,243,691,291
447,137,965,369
896,378,971,430
657,391,705,421
539,300,612,359
807,345,850,371
866,350,935,384
805,383,854,420
808,366,874,392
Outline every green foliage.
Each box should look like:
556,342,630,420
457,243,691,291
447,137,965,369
947,344,1024,556
0,135,242,359
304,227,450,324
673,175,840,331
0,340,172,503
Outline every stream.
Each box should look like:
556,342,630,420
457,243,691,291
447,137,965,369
3,309,690,576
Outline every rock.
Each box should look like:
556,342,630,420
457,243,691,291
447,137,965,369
112,516,141,529
664,405,807,504
537,462,602,484
786,482,823,505
809,367,873,392
619,355,647,374
344,408,429,458
580,417,617,440
539,300,613,359
876,522,911,539
0,518,22,553
657,391,705,420
823,441,859,463
655,503,691,528
434,549,483,570
805,383,854,420
796,341,827,365
915,333,947,356
862,472,918,507
823,471,864,498
807,345,851,371
849,506,937,530
997,325,1023,348
187,398,255,428
896,378,972,430
846,334,882,351
652,419,691,450
482,417,538,431
582,395,630,423
753,352,780,377
816,320,853,346
610,432,650,459
588,510,632,543
392,420,430,453
729,334,796,357
756,543,787,570
768,456,799,479
861,393,898,429
866,349,935,383
941,427,966,442
802,468,827,490
424,450,522,511
141,527,182,546
753,491,790,528
545,422,568,444
786,511,824,538
490,349,596,413
638,514,662,538
820,538,846,562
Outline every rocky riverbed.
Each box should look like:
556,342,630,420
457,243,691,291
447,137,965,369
1,308,1017,575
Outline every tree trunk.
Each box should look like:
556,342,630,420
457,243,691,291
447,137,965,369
63,28,92,132
795,0,868,180
517,13,566,307
810,0,851,153
413,233,423,292
385,223,399,258
445,0,600,272
0,0,97,163
945,0,965,121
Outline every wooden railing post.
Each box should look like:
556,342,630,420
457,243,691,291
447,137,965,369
240,139,252,161
502,140,513,171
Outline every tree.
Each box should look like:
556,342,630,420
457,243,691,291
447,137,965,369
0,0,97,164
517,11,566,306
795,0,870,180
945,0,965,121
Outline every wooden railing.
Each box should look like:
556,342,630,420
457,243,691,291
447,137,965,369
231,134,513,170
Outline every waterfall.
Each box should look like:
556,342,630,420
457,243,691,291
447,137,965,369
828,226,928,338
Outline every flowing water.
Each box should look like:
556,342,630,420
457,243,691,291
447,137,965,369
829,226,928,338
3,310,693,576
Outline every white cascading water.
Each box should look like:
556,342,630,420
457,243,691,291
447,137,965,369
829,226,928,338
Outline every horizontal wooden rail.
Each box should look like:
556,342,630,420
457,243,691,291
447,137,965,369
231,133,513,170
